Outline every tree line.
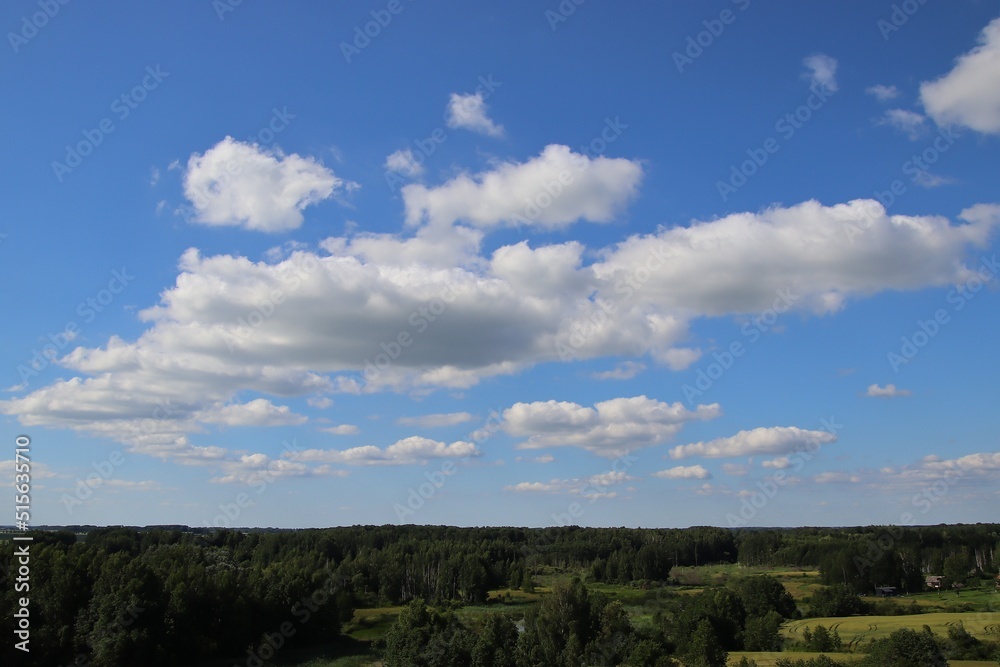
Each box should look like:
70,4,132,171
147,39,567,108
1,522,997,666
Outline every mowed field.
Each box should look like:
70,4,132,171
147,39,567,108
728,654,997,667
783,612,1000,649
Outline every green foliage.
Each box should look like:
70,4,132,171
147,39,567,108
471,614,519,667
799,623,842,652
943,620,1000,661
673,587,747,651
684,619,728,667
807,584,870,617
775,656,846,667
743,611,784,651
858,627,948,667
730,574,797,618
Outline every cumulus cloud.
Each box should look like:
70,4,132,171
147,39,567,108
197,398,307,427
286,436,479,465
866,383,912,398
761,457,791,470
921,451,1000,474
669,426,837,460
3,194,997,478
446,92,504,137
653,465,712,480
520,454,555,464
503,396,721,456
814,472,862,484
591,361,646,381
397,412,475,428
598,199,1000,316
402,144,643,229
182,137,347,232
867,84,900,101
384,149,425,177
321,424,360,435
504,470,631,500
921,17,1000,135
803,54,838,92
880,109,928,139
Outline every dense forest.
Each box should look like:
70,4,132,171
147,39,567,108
1,523,998,666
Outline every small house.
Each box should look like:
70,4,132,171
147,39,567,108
925,575,946,590
874,586,898,597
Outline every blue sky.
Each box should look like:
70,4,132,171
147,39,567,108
2,1,999,530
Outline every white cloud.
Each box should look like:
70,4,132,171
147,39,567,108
445,92,504,137
397,412,475,428
286,436,479,465
880,109,928,139
803,54,838,92
866,383,912,398
921,17,1000,135
867,84,900,101
504,470,630,500
591,361,646,380
598,199,1000,317
307,396,333,409
761,456,791,469
182,137,347,232
814,472,862,484
198,398,307,427
402,144,643,230
321,424,359,435
3,197,998,478
653,465,712,480
516,455,555,463
659,348,702,371
102,479,172,492
911,171,955,189
669,426,837,460
385,149,425,177
722,463,749,476
503,395,720,456
921,451,1000,474
150,166,160,186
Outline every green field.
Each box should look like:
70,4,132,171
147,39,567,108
728,652,862,666
728,654,997,667
784,612,1000,649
